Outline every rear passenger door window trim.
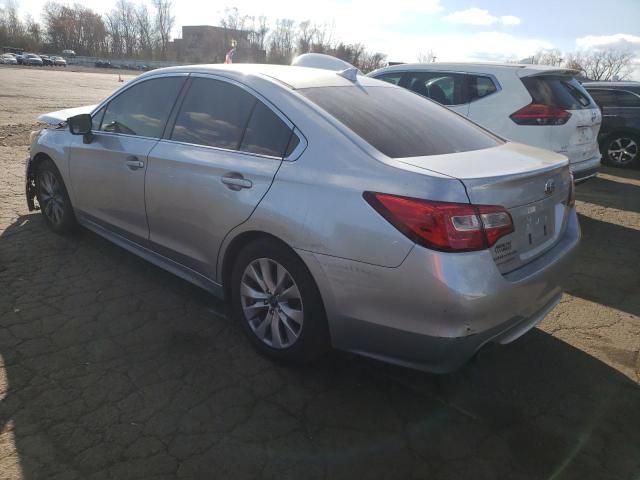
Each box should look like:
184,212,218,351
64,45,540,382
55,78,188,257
372,70,501,104
161,72,307,161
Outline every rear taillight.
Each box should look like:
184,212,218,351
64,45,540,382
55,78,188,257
510,103,571,126
363,192,514,252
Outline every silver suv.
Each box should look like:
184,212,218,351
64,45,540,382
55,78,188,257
26,65,580,372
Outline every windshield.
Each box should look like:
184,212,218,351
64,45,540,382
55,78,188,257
298,85,501,158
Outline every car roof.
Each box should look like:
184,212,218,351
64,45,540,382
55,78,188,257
137,64,385,89
369,62,579,78
582,81,640,87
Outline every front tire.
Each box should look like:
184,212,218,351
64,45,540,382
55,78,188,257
35,159,77,234
602,134,639,168
230,238,330,363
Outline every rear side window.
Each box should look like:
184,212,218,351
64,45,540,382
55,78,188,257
240,101,293,157
468,75,498,101
171,78,255,149
587,89,617,108
298,86,501,158
404,72,466,106
374,72,403,85
612,90,640,107
521,76,593,110
100,77,185,138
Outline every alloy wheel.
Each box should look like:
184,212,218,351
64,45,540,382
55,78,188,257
38,170,65,226
607,137,638,166
240,258,304,349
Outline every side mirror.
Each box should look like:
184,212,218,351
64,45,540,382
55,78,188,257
68,113,93,144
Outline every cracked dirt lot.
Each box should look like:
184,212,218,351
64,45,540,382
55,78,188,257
0,67,639,479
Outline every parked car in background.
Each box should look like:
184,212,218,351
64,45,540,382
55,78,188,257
62,49,76,57
40,55,54,66
15,54,24,64
26,65,580,372
52,56,67,67
583,82,640,168
95,60,112,68
369,63,602,182
0,53,18,64
22,53,43,66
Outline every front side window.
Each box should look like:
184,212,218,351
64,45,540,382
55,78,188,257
171,78,255,149
404,72,466,106
92,107,105,131
100,77,185,138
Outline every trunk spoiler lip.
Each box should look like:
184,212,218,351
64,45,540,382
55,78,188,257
518,68,580,78
396,143,570,182
38,104,97,125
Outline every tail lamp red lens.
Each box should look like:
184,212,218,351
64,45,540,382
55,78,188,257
364,192,514,252
510,103,571,126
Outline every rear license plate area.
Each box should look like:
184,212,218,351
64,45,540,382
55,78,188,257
524,203,554,248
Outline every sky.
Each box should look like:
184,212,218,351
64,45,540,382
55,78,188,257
5,0,640,77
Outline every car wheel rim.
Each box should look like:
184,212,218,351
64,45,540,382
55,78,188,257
38,170,65,226
240,258,304,349
608,137,638,166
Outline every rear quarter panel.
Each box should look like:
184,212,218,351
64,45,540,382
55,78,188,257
217,94,470,271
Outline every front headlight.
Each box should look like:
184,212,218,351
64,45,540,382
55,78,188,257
29,129,42,147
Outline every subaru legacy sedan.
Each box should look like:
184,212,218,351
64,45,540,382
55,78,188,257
26,65,580,372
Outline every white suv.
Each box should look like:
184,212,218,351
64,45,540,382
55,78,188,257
369,63,602,182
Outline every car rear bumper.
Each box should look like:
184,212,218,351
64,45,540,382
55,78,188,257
570,154,601,183
299,208,581,373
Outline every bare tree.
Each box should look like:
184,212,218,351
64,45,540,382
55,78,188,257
248,15,269,51
360,52,387,73
565,49,634,81
267,18,295,64
417,50,437,63
43,2,107,55
296,20,314,54
531,48,563,66
136,4,156,58
220,7,248,32
152,0,174,59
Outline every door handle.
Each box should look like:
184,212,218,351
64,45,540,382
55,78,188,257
125,156,144,170
221,173,253,190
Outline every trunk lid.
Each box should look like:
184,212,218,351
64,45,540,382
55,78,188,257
399,142,573,273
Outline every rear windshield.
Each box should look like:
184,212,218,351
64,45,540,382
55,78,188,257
297,85,501,158
522,76,593,110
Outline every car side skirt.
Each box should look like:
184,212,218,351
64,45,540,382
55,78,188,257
77,213,224,299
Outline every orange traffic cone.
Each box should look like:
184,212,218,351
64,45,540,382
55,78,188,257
118,74,123,82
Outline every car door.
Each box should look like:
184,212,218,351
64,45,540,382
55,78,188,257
145,75,298,281
402,71,470,115
68,75,186,244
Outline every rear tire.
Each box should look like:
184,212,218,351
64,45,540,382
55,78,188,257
230,238,330,363
601,133,639,168
35,159,78,235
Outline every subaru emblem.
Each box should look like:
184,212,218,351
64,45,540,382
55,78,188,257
544,179,555,195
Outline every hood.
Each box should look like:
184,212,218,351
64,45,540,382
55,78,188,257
38,104,97,125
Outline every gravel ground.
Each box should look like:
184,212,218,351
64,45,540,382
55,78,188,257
0,68,639,480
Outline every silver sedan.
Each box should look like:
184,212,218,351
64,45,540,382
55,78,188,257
26,64,580,372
